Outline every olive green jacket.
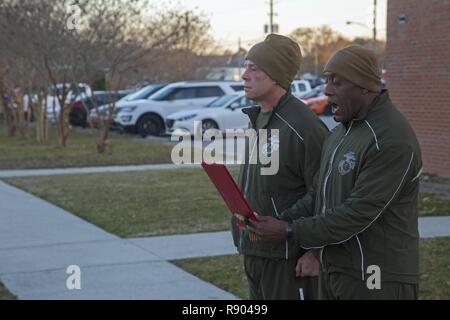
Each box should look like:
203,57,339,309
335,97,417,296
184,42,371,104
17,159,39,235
231,92,329,260
281,91,423,283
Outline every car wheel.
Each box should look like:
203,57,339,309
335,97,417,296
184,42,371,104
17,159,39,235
202,119,219,133
137,114,164,137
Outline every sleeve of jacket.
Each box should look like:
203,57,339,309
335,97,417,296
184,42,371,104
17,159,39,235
292,143,420,249
279,119,328,222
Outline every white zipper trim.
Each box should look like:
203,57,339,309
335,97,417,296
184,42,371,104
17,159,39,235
412,167,423,182
364,120,380,151
271,197,288,260
355,235,365,281
300,152,415,250
345,121,354,137
274,112,304,141
285,240,289,260
320,247,325,272
271,197,279,217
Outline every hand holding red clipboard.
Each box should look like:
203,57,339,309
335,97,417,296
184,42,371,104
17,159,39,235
201,162,260,240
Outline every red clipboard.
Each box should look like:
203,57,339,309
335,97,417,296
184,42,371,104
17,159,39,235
201,162,258,227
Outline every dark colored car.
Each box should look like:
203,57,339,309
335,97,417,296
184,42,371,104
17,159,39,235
69,91,132,127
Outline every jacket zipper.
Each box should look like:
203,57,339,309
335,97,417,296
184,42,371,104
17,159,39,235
241,126,258,251
319,123,353,272
320,248,325,272
271,197,289,260
321,122,353,215
321,139,344,214
244,136,258,198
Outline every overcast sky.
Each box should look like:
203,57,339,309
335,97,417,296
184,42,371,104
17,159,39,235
173,0,387,50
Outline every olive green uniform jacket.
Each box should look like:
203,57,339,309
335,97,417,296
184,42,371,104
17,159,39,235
232,92,329,260
281,91,423,284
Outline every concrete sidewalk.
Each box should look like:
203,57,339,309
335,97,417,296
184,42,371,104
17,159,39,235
418,216,450,238
129,214,450,259
1,178,449,300
0,181,237,300
0,163,200,178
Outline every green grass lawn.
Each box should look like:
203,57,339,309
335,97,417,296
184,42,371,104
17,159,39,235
0,125,173,170
418,237,450,299
419,193,450,217
422,174,450,185
0,281,16,300
3,167,449,238
4,167,240,238
174,237,450,300
174,255,249,300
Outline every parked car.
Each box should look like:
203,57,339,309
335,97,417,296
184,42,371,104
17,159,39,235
166,92,255,136
117,83,167,103
69,90,133,127
89,83,167,127
290,80,312,98
299,85,332,115
300,73,326,89
47,83,92,123
113,80,244,137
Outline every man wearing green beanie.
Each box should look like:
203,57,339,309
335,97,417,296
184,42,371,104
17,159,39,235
231,34,329,300
248,45,423,300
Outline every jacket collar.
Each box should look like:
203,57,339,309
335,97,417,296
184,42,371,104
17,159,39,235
340,90,390,130
353,89,390,122
242,90,293,129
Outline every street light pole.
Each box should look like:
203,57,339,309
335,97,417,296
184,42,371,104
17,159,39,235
346,0,378,51
346,21,369,29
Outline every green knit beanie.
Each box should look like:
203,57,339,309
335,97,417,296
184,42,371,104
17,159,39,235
246,34,302,91
324,45,381,92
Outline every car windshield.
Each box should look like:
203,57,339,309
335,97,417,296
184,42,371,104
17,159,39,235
150,86,177,101
300,88,321,99
206,94,238,108
122,84,164,101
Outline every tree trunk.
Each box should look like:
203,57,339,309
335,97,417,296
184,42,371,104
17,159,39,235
1,98,16,136
57,103,68,148
96,125,109,153
34,92,49,143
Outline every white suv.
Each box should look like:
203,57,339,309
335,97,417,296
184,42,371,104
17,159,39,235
290,80,312,99
166,92,255,136
113,81,243,137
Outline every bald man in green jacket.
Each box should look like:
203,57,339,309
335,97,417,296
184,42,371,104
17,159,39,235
233,34,329,300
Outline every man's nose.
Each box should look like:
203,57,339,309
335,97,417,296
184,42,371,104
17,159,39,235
242,70,249,81
325,82,334,97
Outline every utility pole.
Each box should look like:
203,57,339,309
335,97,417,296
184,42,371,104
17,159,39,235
269,0,274,33
373,0,377,50
264,0,278,34
314,44,319,76
185,12,190,51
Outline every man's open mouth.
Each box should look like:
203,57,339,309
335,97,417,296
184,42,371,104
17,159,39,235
330,103,340,114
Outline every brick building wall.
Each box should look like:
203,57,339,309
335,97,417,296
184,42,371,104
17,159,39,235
386,0,450,177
